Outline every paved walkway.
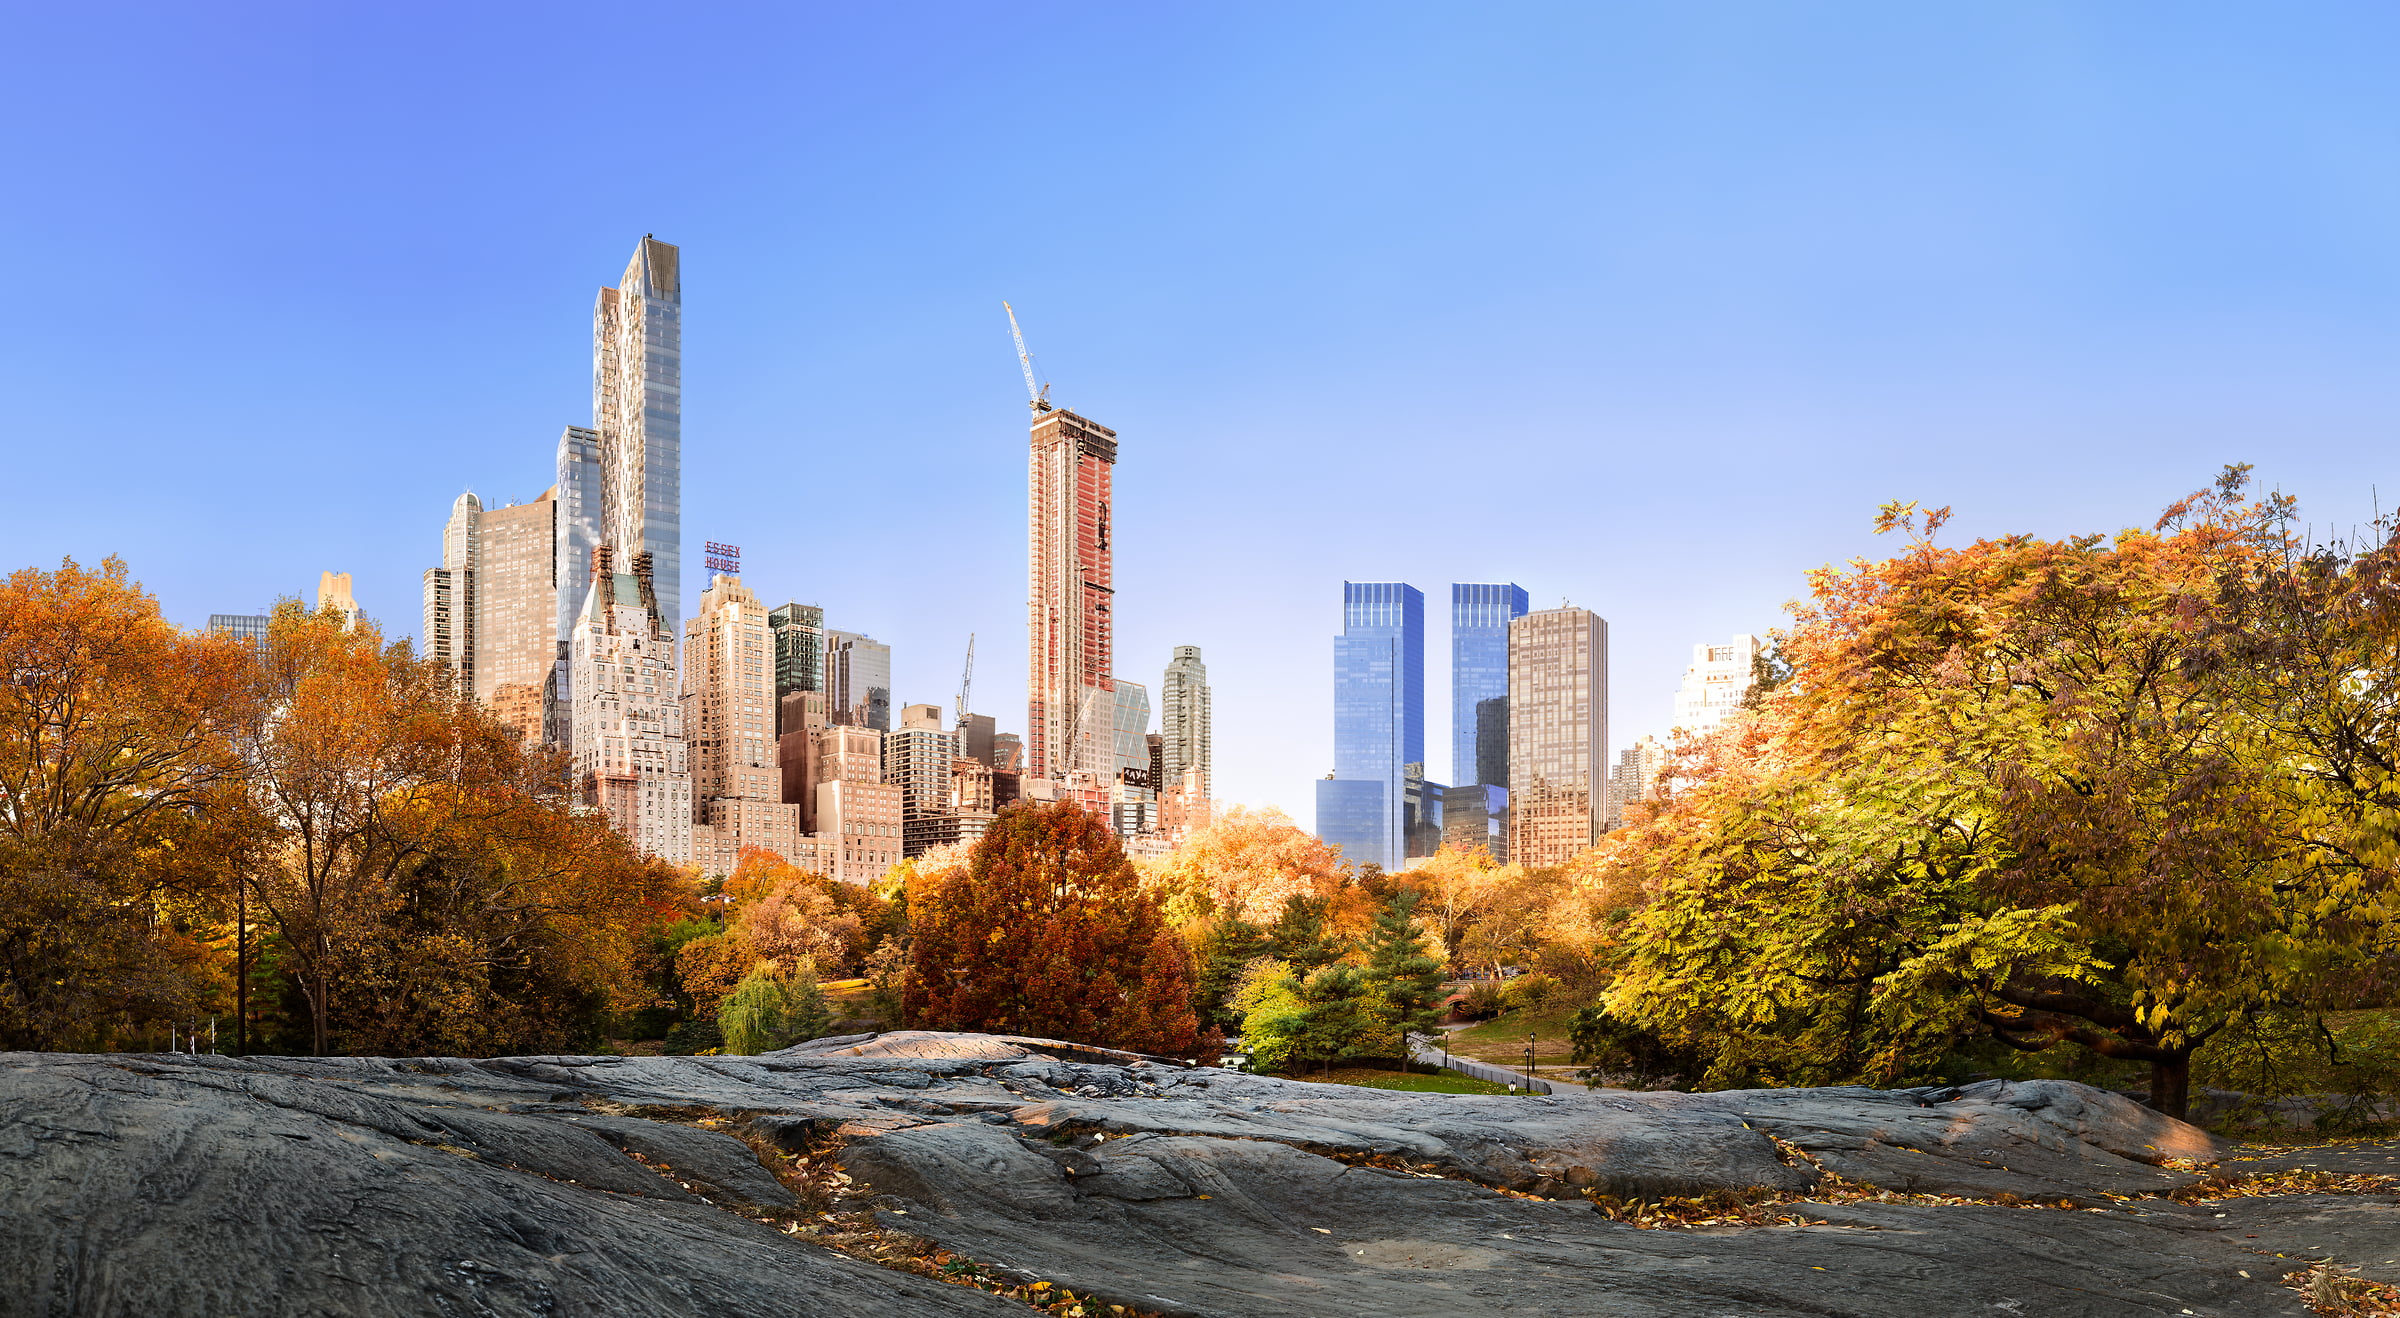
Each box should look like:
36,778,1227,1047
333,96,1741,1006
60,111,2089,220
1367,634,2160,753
1406,1031,1576,1094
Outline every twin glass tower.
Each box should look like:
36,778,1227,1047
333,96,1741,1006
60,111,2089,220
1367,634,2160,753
1318,582,1529,870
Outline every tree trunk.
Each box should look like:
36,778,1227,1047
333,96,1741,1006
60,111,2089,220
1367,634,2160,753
2149,1053,2191,1120
234,873,248,1057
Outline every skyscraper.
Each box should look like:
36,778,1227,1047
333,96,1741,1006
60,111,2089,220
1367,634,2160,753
825,630,892,732
554,426,602,649
886,703,962,857
1506,605,1608,868
318,572,361,631
683,574,781,804
1316,582,1425,871
423,491,478,686
549,425,602,749
1026,406,1118,784
570,546,691,863
208,614,269,653
475,496,558,704
1451,583,1529,789
593,236,681,633
683,572,804,877
1606,734,1668,830
768,602,825,708
1160,645,1212,800
421,488,559,718
1673,634,1764,734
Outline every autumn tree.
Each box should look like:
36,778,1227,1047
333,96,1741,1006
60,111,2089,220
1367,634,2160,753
1141,805,1348,925
0,557,256,1050
905,800,1208,1057
1602,470,2400,1115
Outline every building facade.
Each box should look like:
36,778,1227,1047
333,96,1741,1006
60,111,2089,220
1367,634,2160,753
1316,581,1425,871
318,572,361,631
473,496,557,705
683,574,782,803
886,703,963,857
777,689,829,831
1160,644,1212,801
421,487,560,719
769,602,825,702
815,722,900,885
209,614,269,653
593,237,682,632
1442,783,1508,862
569,549,692,863
1673,634,1764,735
1026,406,1118,784
825,629,892,732
1506,605,1608,868
1606,733,1668,830
1451,582,1529,790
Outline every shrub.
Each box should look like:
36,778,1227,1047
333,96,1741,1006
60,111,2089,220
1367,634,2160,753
1500,972,1562,1013
1459,980,1507,1021
662,1018,723,1056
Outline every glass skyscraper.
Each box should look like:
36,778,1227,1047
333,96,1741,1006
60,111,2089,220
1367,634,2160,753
593,237,681,633
1316,581,1424,871
1451,583,1529,789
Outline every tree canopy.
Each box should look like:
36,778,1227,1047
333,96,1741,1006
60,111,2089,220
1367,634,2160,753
905,800,1208,1057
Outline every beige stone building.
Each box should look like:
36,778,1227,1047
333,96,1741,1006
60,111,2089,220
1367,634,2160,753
1506,605,1608,868
815,724,901,885
488,683,544,745
1672,634,1762,736
680,573,805,878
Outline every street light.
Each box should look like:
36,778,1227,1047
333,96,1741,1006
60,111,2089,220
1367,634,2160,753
1526,1032,1537,1090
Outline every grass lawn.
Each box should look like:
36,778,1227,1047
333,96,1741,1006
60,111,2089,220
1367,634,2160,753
1441,1001,1587,1068
819,977,880,1026
1303,1066,1513,1095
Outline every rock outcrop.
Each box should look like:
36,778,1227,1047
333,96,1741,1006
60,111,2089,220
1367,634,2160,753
0,1031,2367,1317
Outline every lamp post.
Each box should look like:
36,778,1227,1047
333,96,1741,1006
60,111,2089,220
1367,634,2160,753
1525,1032,1537,1089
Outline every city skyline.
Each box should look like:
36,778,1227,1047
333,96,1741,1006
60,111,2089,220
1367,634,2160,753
12,6,2399,822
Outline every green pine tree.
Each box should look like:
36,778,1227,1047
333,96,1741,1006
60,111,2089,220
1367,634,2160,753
1264,894,1342,971
1357,890,1447,1042
1288,964,1379,1073
1194,916,1265,1029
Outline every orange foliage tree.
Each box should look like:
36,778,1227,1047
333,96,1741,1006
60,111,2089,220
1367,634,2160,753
1141,804,1351,926
0,557,256,1050
905,800,1208,1056
676,847,875,1018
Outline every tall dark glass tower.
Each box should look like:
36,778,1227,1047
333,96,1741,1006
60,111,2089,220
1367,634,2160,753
1451,583,1529,789
1316,581,1424,870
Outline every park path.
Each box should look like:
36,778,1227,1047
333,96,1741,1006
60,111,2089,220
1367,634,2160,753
1406,1030,1580,1095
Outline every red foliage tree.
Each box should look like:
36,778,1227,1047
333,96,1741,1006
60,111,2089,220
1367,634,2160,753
903,800,1208,1057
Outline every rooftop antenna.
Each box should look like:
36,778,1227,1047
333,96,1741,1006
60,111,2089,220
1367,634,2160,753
1003,302,1053,413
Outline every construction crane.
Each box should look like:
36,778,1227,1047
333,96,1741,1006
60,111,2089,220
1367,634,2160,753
1003,302,1053,413
954,633,975,731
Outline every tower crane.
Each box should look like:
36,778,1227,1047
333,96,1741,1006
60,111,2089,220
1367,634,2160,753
955,633,975,731
1003,302,1053,413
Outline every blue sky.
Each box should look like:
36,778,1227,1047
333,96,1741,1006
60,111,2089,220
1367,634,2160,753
6,3,2397,819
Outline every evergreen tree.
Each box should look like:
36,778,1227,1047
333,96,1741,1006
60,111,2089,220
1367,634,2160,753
1194,916,1264,1029
1287,964,1381,1073
1264,893,1342,971
1357,890,1447,1041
